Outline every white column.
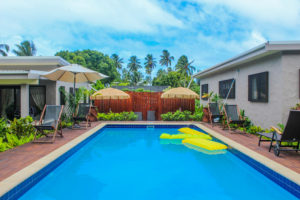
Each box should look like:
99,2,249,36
20,84,29,117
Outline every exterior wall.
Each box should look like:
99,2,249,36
200,53,284,128
281,53,300,124
20,85,29,117
39,80,57,105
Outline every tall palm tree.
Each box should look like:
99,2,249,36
0,44,9,56
12,40,37,56
175,55,196,87
159,50,174,72
127,56,141,72
144,54,156,85
111,54,123,70
175,55,195,76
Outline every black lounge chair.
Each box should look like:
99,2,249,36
33,105,64,143
208,103,223,126
258,110,300,156
72,103,92,129
223,104,245,131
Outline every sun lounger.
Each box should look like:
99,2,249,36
208,103,223,126
33,105,64,143
223,104,245,131
258,110,300,156
72,103,92,129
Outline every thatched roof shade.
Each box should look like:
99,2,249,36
90,88,130,100
161,87,199,99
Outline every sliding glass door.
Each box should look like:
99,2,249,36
0,86,20,120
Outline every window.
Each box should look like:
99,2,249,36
59,86,66,105
201,84,208,100
219,79,235,99
29,86,46,118
248,71,268,102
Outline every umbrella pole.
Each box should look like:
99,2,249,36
73,73,76,113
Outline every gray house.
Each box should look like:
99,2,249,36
0,57,90,120
193,41,300,128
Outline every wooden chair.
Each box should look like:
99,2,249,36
33,105,64,143
223,104,245,131
72,103,92,129
208,103,223,126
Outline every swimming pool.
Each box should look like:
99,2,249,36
3,125,300,199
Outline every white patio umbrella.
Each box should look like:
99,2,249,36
43,64,108,91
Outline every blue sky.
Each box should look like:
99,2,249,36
1,0,300,75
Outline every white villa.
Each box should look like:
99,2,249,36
193,41,300,128
0,57,90,119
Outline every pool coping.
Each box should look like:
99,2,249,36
0,122,299,198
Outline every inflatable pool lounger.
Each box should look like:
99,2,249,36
160,133,212,140
182,138,227,151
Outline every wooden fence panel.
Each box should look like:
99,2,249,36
94,91,195,120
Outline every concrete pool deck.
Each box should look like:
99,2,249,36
0,121,299,196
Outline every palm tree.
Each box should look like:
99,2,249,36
0,44,9,56
144,54,156,85
127,56,141,72
175,55,196,87
159,50,174,72
111,54,123,70
175,55,195,76
12,40,37,56
121,68,131,82
130,71,143,86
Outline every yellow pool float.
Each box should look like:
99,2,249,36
178,128,212,140
182,138,227,151
159,133,212,140
184,143,227,155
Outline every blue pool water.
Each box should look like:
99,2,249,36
19,127,298,200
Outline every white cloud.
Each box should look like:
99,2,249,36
0,0,182,35
191,0,300,28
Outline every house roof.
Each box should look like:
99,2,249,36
0,56,69,66
193,41,300,78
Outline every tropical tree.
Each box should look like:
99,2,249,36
144,54,156,75
130,71,143,86
0,44,9,56
121,68,131,83
12,40,37,56
111,54,123,70
127,56,141,72
159,50,174,72
144,54,156,85
175,55,195,76
156,68,167,77
152,71,183,87
175,55,196,87
56,49,120,84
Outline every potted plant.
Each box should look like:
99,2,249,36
201,92,214,122
291,103,300,110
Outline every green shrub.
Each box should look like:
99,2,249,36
161,110,202,121
97,112,137,121
190,112,203,121
122,88,130,92
135,88,145,92
0,116,37,152
60,121,73,129
9,116,35,138
0,118,10,140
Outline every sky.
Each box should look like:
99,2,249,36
1,0,300,74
